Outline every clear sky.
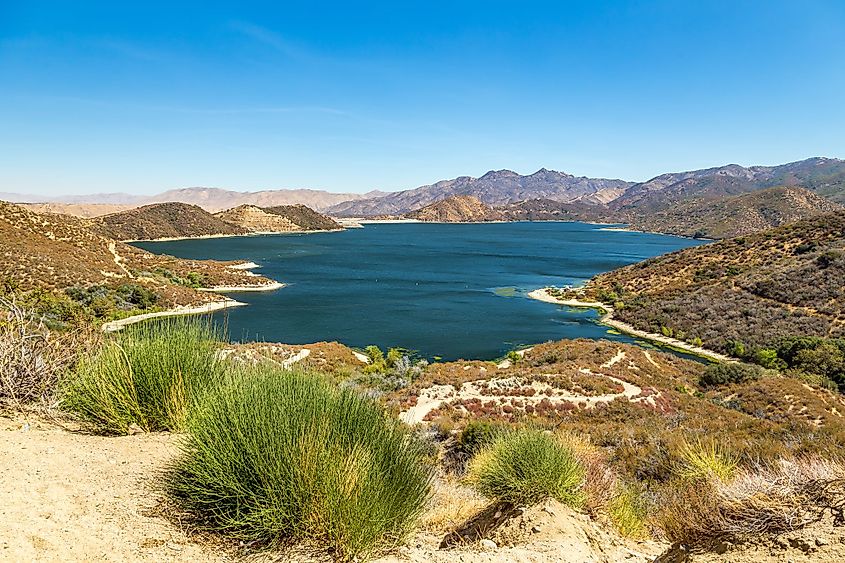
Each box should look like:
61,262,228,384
2,1,844,197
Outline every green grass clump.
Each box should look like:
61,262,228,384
62,318,223,434
673,438,737,481
467,428,585,507
608,483,649,538
164,366,433,561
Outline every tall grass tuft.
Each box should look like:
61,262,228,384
62,318,223,434
608,483,649,538
674,438,737,481
467,429,585,508
164,365,433,561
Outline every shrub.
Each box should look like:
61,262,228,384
673,439,737,482
0,295,88,407
698,362,764,388
459,420,507,455
467,429,584,507
62,318,222,434
165,366,433,561
608,483,649,538
656,458,845,548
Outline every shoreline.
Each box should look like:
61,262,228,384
198,281,286,293
527,288,734,362
101,299,247,332
122,228,345,243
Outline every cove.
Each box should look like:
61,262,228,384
133,222,705,361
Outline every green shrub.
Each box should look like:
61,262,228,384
165,366,433,561
467,429,584,507
458,420,507,455
62,318,222,434
754,348,785,370
698,362,764,388
673,439,736,481
608,483,649,538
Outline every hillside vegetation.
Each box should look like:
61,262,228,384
263,203,342,230
407,195,505,222
587,211,845,374
627,186,842,239
0,201,275,321
92,202,247,241
612,157,845,212
214,204,340,232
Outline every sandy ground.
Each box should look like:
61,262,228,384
101,300,247,332
0,415,219,562
1,413,664,563
198,282,286,293
6,412,839,563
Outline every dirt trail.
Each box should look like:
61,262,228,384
107,241,134,279
401,349,653,425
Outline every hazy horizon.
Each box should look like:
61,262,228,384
4,155,843,200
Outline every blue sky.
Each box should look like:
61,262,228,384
2,1,844,196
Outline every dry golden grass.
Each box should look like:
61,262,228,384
417,477,487,533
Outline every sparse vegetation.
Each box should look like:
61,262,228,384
656,457,845,549
0,294,88,408
164,365,433,561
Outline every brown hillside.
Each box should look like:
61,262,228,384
92,202,248,241
263,204,342,230
497,198,611,222
407,195,506,222
628,186,842,239
22,202,136,218
214,205,304,232
587,211,845,354
0,201,273,308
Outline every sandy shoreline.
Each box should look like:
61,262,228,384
101,299,247,332
122,228,345,243
198,281,286,293
527,288,734,362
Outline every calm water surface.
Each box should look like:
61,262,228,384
134,222,704,360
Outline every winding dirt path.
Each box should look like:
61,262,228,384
401,348,654,425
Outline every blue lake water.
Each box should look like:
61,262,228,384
133,222,705,361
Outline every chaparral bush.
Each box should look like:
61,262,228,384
164,365,433,561
467,428,585,508
62,317,222,434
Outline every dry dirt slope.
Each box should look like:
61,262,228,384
0,414,660,563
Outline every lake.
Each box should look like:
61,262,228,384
134,222,704,361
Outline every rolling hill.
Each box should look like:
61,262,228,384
612,157,845,213
145,187,384,213
496,198,611,222
0,201,275,309
92,203,248,241
262,204,342,230
626,186,843,238
586,211,845,357
406,195,505,222
4,187,385,213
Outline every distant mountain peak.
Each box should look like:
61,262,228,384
479,169,520,180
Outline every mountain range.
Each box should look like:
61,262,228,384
6,158,845,229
